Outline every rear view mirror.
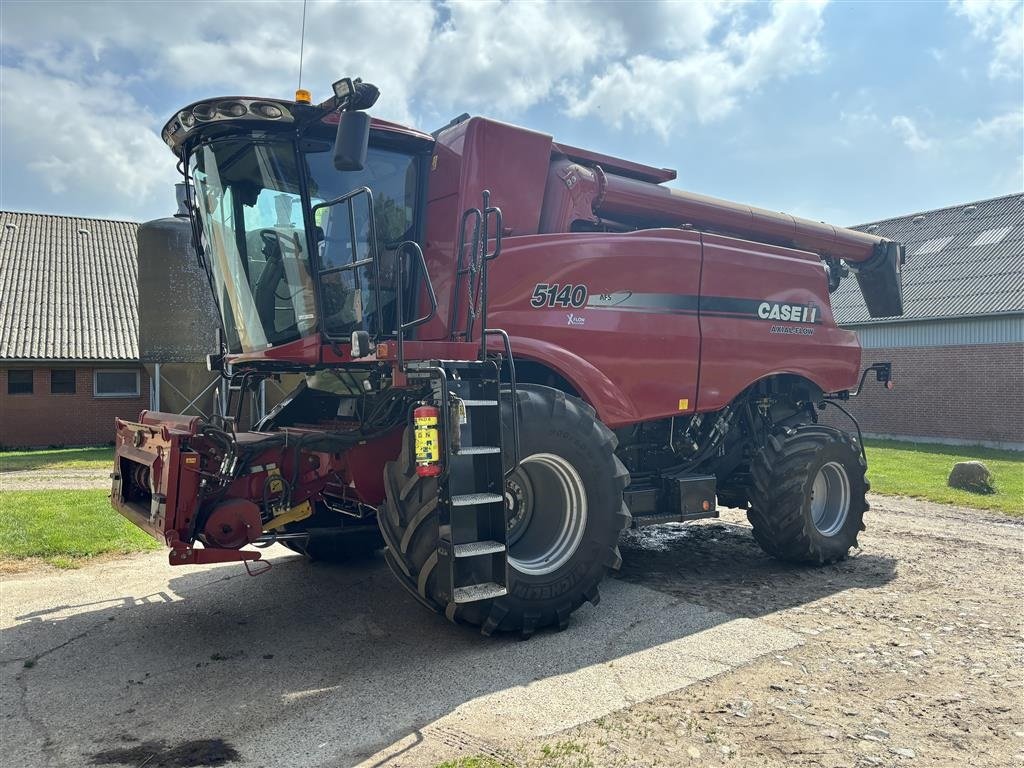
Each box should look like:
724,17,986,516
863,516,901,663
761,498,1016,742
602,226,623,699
334,111,370,171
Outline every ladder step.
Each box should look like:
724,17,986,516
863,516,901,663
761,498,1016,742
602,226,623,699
451,493,504,507
460,399,498,407
453,540,506,557
456,445,501,455
453,582,508,603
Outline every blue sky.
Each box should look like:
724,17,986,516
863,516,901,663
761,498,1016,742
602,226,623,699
0,0,1020,226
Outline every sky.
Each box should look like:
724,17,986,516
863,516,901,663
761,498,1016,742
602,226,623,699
0,0,1021,227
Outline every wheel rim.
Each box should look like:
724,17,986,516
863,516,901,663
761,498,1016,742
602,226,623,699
809,461,851,536
505,452,588,576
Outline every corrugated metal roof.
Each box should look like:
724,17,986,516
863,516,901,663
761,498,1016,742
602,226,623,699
833,193,1024,325
0,211,139,360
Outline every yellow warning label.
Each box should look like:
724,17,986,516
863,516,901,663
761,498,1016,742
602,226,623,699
678,399,689,411
267,466,284,495
415,424,440,463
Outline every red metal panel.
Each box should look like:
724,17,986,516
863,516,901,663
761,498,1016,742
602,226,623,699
696,233,861,411
597,173,885,263
551,141,677,183
336,426,404,505
112,416,188,542
420,118,554,341
487,229,703,428
229,334,322,366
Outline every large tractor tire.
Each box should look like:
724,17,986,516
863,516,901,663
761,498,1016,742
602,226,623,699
280,506,384,563
747,424,868,564
378,385,631,637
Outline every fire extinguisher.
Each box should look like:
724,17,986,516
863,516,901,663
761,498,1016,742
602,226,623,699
413,404,441,477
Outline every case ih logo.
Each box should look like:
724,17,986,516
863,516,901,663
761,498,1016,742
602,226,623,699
757,302,819,324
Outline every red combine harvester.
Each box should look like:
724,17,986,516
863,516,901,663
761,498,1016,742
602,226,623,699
112,78,903,636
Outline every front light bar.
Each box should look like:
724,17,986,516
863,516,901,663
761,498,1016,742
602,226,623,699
161,97,297,155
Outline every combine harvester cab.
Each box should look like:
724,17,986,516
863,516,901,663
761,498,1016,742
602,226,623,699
111,77,902,636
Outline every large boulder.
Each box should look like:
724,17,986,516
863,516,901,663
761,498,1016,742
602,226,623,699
947,461,995,494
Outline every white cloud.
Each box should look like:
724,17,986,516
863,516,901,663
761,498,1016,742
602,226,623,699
970,109,1024,141
0,65,177,213
564,1,828,138
0,0,837,220
419,1,618,117
950,0,1024,78
891,115,935,152
885,109,1020,155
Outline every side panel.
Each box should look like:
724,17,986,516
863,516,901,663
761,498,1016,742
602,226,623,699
420,118,553,340
487,229,703,427
696,233,861,411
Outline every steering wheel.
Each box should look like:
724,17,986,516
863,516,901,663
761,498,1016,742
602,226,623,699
260,229,282,255
257,230,293,301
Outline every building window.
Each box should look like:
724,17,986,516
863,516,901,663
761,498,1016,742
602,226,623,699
7,369,33,395
94,369,140,398
50,369,76,394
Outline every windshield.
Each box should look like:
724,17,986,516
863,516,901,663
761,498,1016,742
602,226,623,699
189,135,419,353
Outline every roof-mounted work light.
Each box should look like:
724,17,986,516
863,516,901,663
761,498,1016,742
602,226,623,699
331,77,380,111
330,76,380,172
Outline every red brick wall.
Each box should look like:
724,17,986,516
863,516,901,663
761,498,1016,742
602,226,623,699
0,365,150,448
821,343,1024,446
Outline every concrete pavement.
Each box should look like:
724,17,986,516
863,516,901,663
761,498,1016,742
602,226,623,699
1,542,801,767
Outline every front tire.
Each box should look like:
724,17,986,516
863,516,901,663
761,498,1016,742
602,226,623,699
280,506,384,562
747,424,868,564
378,385,631,636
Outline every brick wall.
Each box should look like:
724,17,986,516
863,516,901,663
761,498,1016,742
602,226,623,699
0,365,150,448
821,343,1024,447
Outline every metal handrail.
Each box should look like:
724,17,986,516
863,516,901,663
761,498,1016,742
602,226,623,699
484,328,520,475
310,186,383,340
394,240,438,369
477,190,503,359
455,206,483,339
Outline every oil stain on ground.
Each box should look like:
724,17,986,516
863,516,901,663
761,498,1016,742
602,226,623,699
91,738,240,767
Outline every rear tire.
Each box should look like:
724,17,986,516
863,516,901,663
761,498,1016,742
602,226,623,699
747,424,868,564
378,385,631,636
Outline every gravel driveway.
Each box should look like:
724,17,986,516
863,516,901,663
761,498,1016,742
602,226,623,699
1,493,1021,767
511,495,1024,768
0,468,110,491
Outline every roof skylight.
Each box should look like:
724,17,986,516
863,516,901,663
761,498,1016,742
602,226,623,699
913,236,954,256
970,227,1012,247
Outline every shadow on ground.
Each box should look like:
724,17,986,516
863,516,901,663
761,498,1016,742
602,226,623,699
1,519,895,768
617,519,897,616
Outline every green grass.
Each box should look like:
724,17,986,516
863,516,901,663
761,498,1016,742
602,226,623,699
865,439,1023,516
0,489,160,566
433,757,510,768
0,446,114,473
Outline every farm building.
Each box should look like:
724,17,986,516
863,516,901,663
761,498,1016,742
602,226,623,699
0,212,151,448
0,210,276,449
832,193,1024,449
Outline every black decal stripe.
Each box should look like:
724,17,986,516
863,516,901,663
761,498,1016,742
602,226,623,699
587,292,699,313
581,293,823,323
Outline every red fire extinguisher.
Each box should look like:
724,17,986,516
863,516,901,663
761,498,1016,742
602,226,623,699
413,404,441,477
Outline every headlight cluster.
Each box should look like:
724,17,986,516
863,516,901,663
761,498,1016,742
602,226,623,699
162,98,294,152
